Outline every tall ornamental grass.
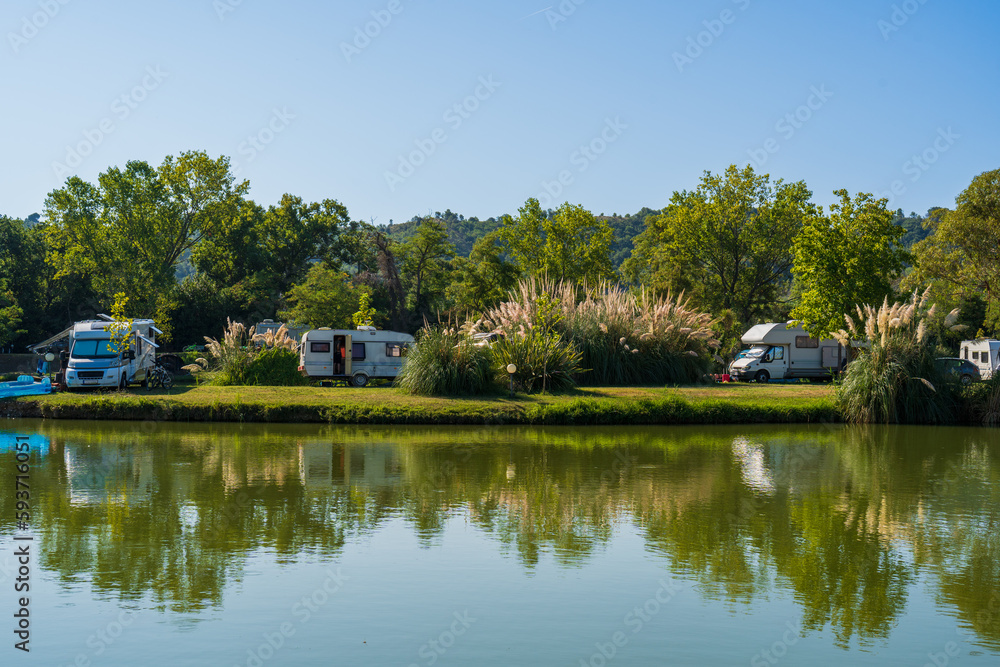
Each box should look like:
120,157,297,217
833,289,961,424
184,320,306,386
480,279,718,385
394,328,495,396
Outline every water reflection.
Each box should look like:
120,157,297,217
1,420,998,650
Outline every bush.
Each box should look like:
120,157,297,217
241,347,308,387
395,328,496,396
490,329,582,393
188,319,306,386
834,290,961,424
480,279,717,386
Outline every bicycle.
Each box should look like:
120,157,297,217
146,361,173,390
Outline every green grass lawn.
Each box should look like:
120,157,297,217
8,382,838,425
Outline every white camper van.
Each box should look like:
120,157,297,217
63,318,160,390
728,323,846,383
298,326,413,387
960,339,1000,380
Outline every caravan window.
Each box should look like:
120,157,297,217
386,343,408,358
984,351,990,364
352,343,366,361
973,351,980,361
795,336,819,349
310,342,331,354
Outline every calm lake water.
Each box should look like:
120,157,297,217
1,419,998,666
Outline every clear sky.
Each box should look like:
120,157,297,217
2,0,998,225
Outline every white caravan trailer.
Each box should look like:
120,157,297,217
728,323,846,383
63,318,160,390
960,339,1000,380
298,326,414,387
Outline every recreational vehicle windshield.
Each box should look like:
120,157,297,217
299,327,413,387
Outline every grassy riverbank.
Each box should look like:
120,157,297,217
4,383,839,425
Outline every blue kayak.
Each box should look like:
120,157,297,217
0,375,52,399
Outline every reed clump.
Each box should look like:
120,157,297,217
833,289,962,424
394,327,496,396
480,279,718,386
184,320,306,386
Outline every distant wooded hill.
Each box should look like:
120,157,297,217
380,206,933,270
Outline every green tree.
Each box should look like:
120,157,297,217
280,264,364,329
904,169,1000,332
447,231,520,315
43,151,247,321
624,165,816,323
259,195,354,296
791,190,910,338
496,199,614,284
398,217,456,319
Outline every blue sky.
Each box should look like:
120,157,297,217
2,0,997,225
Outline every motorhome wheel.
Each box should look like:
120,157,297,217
351,373,369,387
754,370,770,383
119,374,128,390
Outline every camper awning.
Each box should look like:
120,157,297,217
28,326,73,354
138,335,159,349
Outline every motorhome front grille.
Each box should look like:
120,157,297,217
76,371,104,379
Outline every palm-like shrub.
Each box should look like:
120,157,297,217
490,328,582,393
395,328,495,396
833,289,961,424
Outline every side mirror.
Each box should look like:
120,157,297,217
126,350,135,361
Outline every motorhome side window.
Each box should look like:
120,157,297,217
794,336,819,349
973,351,979,361
351,343,366,361
386,343,407,357
310,342,331,353
984,351,990,364
771,346,784,361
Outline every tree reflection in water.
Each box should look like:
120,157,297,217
1,420,997,649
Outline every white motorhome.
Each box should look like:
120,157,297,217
960,339,1000,380
62,318,160,390
728,323,846,383
298,326,414,387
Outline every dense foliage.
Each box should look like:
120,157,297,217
833,290,961,424
394,328,496,396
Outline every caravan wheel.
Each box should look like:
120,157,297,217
351,373,369,388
